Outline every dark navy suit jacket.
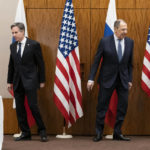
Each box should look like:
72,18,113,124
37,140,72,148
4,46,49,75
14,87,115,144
89,35,134,89
7,38,45,90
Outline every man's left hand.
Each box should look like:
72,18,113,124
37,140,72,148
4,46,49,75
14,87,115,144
40,83,45,88
128,82,132,90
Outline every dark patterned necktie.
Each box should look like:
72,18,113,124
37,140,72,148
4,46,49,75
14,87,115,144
17,42,22,61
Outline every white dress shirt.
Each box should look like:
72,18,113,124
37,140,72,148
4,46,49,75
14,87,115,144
17,37,27,57
114,34,125,56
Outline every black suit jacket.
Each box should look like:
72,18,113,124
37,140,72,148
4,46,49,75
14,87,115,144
89,35,134,89
7,38,45,90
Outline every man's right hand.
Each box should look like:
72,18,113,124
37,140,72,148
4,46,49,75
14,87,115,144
7,84,13,91
87,81,94,92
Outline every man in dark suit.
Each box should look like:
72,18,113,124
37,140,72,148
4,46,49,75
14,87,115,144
7,22,47,142
87,19,134,141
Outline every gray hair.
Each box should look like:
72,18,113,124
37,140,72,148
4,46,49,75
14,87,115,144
11,22,25,32
114,19,126,29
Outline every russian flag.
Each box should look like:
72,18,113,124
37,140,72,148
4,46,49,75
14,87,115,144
10,0,35,128
104,0,118,129
104,0,117,37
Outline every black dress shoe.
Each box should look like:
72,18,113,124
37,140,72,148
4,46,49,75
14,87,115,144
113,134,130,141
40,130,48,142
93,134,102,142
14,132,31,141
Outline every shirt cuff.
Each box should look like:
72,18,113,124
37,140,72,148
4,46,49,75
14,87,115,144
88,80,94,83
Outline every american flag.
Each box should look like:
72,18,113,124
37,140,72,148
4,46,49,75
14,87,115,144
54,0,83,127
141,27,150,96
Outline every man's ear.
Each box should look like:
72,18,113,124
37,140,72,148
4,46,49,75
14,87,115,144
114,27,118,34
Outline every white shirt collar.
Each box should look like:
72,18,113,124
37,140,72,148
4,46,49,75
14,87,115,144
113,34,125,55
114,34,124,42
18,37,27,45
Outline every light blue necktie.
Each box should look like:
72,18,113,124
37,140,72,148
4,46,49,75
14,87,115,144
118,39,122,62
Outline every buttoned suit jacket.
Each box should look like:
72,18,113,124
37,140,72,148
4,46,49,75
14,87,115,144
89,35,134,89
7,38,45,90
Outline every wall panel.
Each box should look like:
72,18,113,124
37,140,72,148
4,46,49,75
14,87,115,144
136,0,150,8
47,0,65,8
91,0,109,8
3,99,19,134
38,0,91,8
72,0,90,8
4,0,150,135
117,0,135,8
24,0,28,8
28,0,48,8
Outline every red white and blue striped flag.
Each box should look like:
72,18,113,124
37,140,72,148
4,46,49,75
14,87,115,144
54,0,83,127
141,27,150,96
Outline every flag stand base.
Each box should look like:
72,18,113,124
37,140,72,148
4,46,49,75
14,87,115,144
105,134,113,139
13,132,22,138
56,127,73,139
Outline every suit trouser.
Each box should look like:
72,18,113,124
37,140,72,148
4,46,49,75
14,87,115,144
14,79,46,134
95,77,129,135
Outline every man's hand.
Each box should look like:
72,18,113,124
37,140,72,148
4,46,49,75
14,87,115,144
7,83,13,91
128,82,132,90
87,81,94,92
40,83,45,88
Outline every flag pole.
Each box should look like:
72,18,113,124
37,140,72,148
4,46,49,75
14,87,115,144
54,0,83,137
0,96,3,150
56,119,73,138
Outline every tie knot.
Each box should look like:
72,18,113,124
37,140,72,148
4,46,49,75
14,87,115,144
118,39,121,43
18,42,21,46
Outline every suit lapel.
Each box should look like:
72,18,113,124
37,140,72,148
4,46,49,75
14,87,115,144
110,35,119,61
121,37,128,62
22,38,30,60
13,42,18,54
12,42,18,61
110,36,129,63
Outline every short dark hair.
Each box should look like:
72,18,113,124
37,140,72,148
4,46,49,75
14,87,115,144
114,19,126,29
11,22,25,32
